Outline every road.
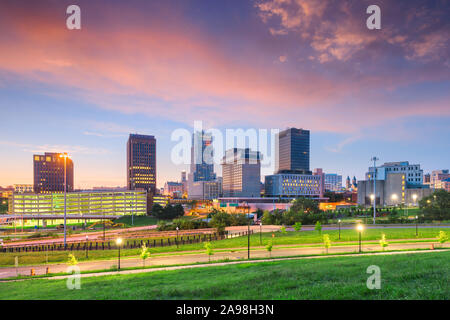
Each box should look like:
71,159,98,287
1,241,447,279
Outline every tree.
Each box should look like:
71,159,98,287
67,253,78,266
315,221,322,234
151,203,164,217
290,198,321,214
209,211,231,234
265,240,273,258
140,243,150,267
293,222,302,232
204,242,213,262
419,190,450,221
279,226,287,234
438,231,448,247
322,234,331,254
379,233,388,251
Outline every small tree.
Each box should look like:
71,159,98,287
204,241,213,262
315,221,322,234
293,222,302,232
140,243,150,267
379,233,389,251
322,234,331,254
279,226,287,234
67,253,78,266
438,231,448,247
266,240,273,258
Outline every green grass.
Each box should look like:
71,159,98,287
1,251,448,300
0,227,446,267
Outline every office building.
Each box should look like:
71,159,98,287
275,128,310,174
163,181,184,198
365,161,423,186
189,131,216,182
426,170,450,190
358,166,431,207
221,148,261,198
34,153,74,194
127,134,156,194
14,184,34,193
324,174,342,192
188,178,223,200
264,173,322,198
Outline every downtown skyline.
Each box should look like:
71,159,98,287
0,0,449,189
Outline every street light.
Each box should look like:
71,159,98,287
247,206,250,260
259,222,262,245
338,219,341,240
415,215,419,237
85,235,89,259
370,156,379,225
59,152,70,249
176,227,179,249
116,238,123,270
412,194,418,207
391,194,398,206
356,224,364,253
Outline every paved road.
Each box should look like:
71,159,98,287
1,241,447,279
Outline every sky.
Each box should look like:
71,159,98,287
0,0,449,189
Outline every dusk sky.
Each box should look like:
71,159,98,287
0,0,449,189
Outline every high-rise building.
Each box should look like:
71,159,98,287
190,131,216,182
33,153,73,193
275,128,310,174
127,134,156,194
222,148,261,198
324,174,342,192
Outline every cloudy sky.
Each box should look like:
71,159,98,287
0,0,449,188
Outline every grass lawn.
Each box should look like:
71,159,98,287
0,251,448,300
0,227,446,267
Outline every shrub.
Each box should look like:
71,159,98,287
323,234,331,254
67,253,78,266
379,233,389,251
265,240,273,258
293,222,302,232
315,221,322,234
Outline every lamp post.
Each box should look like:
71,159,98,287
357,224,364,253
412,194,418,208
85,235,89,259
391,194,398,207
415,215,418,237
370,156,379,225
247,205,250,260
338,219,341,240
59,152,70,249
176,227,179,249
116,238,122,271
259,222,262,245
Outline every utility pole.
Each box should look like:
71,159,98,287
370,157,379,225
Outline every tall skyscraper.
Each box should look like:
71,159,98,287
275,128,310,174
33,152,74,193
189,131,216,182
222,148,261,197
127,134,156,194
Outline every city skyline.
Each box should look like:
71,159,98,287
1,0,449,189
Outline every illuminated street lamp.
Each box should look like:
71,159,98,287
391,194,398,207
85,235,89,259
338,219,341,240
59,152,70,249
356,224,364,253
415,215,419,237
116,238,123,270
176,227,179,249
259,222,262,245
412,194,418,207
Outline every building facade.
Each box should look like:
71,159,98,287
14,184,34,193
188,178,223,200
264,173,322,198
222,148,261,198
357,171,431,207
10,190,147,216
275,128,310,174
189,131,216,182
366,161,423,186
33,153,74,194
163,181,184,198
127,134,156,194
426,170,450,190
324,174,342,192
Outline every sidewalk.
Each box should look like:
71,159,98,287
1,241,447,280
